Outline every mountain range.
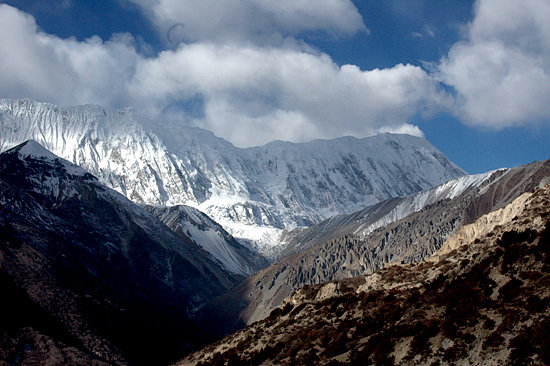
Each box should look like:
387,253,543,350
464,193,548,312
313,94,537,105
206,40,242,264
1,98,548,365
0,98,465,258
196,158,550,336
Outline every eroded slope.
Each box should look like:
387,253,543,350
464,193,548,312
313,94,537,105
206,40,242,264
180,183,550,365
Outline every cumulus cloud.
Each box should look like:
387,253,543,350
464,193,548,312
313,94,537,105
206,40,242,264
436,0,550,128
0,4,446,147
0,4,139,107
129,43,448,146
126,0,367,45
2,0,548,147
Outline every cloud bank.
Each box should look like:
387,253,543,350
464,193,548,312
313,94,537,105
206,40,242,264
436,0,550,127
0,0,549,147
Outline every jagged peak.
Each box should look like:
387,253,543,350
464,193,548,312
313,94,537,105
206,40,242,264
13,140,59,160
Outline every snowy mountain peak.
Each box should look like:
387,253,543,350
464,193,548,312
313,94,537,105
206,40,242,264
0,98,467,257
15,139,59,160
6,140,90,178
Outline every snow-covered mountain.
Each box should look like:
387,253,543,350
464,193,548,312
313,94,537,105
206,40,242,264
0,99,466,257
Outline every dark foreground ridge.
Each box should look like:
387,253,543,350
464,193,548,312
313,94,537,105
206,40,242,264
0,141,242,365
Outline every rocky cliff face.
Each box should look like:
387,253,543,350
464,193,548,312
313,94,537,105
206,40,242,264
433,192,536,258
0,98,466,256
197,159,550,335
179,182,550,366
0,141,241,365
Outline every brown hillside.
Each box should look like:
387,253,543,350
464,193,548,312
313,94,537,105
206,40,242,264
178,183,550,366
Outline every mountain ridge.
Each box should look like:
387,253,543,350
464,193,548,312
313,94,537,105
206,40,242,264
143,204,269,276
0,98,466,257
278,169,501,259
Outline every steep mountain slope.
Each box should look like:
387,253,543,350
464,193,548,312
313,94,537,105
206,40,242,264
198,159,550,335
179,182,550,366
144,204,269,276
278,170,499,259
0,98,466,256
0,141,241,365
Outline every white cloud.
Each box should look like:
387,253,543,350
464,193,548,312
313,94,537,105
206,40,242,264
0,5,70,103
126,0,367,45
3,0,549,148
0,4,140,108
412,25,435,39
0,4,449,147
377,124,425,138
129,43,449,146
437,0,550,128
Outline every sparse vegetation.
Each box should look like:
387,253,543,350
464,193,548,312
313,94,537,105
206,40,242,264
178,184,550,366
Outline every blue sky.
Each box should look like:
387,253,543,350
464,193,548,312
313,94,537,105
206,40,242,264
0,0,549,174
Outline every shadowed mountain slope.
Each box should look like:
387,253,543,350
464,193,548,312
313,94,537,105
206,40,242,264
0,141,241,365
144,204,270,276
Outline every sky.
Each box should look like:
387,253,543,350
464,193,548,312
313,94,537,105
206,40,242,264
0,0,549,174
